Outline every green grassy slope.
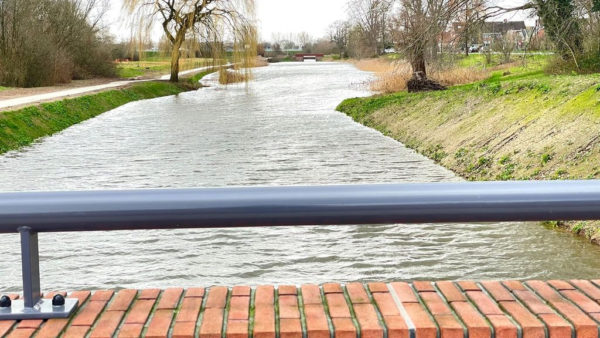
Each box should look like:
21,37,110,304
0,81,193,155
338,70,600,240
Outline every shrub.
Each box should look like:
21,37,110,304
352,58,490,93
0,0,115,87
545,53,600,74
219,69,251,84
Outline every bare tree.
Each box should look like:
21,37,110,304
577,0,600,55
492,34,515,63
312,38,337,55
328,20,351,58
347,0,393,56
0,0,114,87
456,0,486,55
124,0,255,82
271,32,284,48
392,0,467,91
298,31,313,51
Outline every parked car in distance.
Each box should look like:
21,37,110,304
469,44,482,53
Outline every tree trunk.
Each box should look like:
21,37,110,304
407,50,445,92
410,53,427,78
464,9,470,56
169,39,183,82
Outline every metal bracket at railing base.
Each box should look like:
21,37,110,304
0,298,78,320
0,226,79,320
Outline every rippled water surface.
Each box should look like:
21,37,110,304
1,63,600,292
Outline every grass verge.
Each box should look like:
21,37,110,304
0,81,194,155
187,68,217,85
337,70,600,242
116,58,212,79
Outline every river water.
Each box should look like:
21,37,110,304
1,63,600,292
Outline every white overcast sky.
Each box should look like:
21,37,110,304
255,0,348,40
106,0,348,42
106,0,530,43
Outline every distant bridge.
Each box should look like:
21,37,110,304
295,53,324,62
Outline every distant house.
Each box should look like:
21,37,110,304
482,21,526,35
482,20,527,48
439,22,483,50
439,19,530,51
439,30,459,50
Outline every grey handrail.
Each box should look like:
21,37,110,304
1,180,600,320
1,180,600,233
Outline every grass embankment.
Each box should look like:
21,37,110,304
0,81,194,155
187,68,217,85
338,65,600,242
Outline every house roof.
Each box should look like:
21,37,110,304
483,21,526,34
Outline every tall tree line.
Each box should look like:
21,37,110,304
333,0,599,90
0,0,114,87
347,0,393,57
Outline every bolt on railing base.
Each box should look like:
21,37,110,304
0,298,78,320
0,226,79,320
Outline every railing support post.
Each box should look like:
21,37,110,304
19,226,41,308
0,227,78,320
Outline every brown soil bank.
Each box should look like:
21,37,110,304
337,70,600,242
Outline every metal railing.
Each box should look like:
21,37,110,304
1,180,600,319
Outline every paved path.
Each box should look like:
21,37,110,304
0,66,218,111
2,279,600,337
0,80,141,111
158,66,220,81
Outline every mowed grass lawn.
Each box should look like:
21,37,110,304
116,57,213,79
0,81,193,154
455,53,553,70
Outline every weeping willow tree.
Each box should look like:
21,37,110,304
218,24,259,84
124,0,257,82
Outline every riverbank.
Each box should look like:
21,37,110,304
337,70,600,242
0,81,195,155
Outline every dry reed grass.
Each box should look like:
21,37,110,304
234,56,269,69
430,67,490,87
218,57,267,84
250,56,270,68
219,69,251,84
352,58,490,93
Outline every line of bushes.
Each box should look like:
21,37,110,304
0,81,194,155
0,0,116,87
